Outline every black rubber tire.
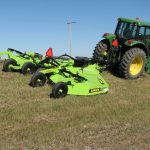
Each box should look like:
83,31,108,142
93,39,109,63
29,72,46,87
21,62,36,75
119,48,146,79
51,82,68,98
3,59,17,72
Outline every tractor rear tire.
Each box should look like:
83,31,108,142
119,48,146,79
29,72,46,87
93,39,109,64
21,62,36,75
51,82,68,98
3,59,17,72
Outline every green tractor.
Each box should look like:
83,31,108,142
93,17,150,79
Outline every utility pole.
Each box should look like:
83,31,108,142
67,21,76,56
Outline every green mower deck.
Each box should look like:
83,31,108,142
0,48,57,74
29,54,109,98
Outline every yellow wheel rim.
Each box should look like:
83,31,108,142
129,56,143,76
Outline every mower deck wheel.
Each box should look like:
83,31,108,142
29,72,46,87
3,59,17,72
21,62,36,75
51,82,68,98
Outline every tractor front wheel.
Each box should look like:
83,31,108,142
29,72,46,87
21,62,36,75
51,82,68,98
119,48,146,79
3,59,17,72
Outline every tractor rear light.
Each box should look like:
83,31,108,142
112,39,118,47
128,40,133,44
103,33,109,37
46,48,53,58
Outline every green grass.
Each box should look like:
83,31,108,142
0,63,150,150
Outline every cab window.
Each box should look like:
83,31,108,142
145,27,150,39
139,27,145,35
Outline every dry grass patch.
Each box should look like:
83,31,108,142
0,63,150,149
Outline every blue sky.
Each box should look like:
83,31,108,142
0,0,150,57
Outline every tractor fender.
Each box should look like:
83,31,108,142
124,40,148,55
103,33,116,46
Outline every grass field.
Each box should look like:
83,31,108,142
0,62,150,150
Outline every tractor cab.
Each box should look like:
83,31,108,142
115,18,150,49
115,19,138,40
